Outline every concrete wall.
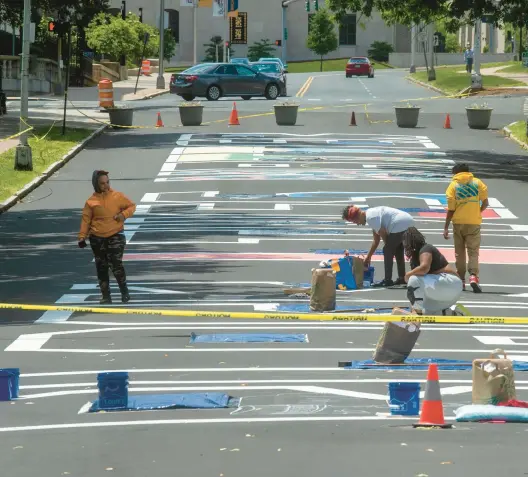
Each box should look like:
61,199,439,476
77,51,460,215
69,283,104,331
109,0,402,64
389,52,516,68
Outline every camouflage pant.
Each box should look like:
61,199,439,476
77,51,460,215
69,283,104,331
89,232,127,294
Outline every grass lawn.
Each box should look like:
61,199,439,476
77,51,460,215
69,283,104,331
508,120,528,145
0,127,94,203
410,64,525,95
288,58,391,73
498,62,528,74
165,66,190,73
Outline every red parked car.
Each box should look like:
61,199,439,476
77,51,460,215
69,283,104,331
345,57,374,78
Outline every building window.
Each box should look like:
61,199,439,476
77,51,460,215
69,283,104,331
167,9,179,42
308,13,315,33
339,14,356,45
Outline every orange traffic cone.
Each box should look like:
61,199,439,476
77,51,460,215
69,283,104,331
443,113,451,129
412,364,452,429
229,102,240,126
350,111,357,126
156,112,164,128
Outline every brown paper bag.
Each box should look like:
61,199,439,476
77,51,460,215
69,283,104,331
372,321,421,364
310,268,336,312
352,256,365,289
472,348,516,405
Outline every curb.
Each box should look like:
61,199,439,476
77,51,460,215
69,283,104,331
0,124,108,215
406,75,448,96
502,121,528,150
125,89,169,102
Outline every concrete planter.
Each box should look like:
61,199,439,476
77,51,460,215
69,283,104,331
466,107,493,130
274,104,299,126
394,107,420,128
108,108,134,129
179,105,204,126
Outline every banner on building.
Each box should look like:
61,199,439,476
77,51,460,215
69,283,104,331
227,0,238,17
230,11,247,44
213,0,225,16
198,0,213,7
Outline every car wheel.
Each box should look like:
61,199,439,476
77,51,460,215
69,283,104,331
241,95,252,100
206,85,221,101
265,83,279,100
181,94,196,101
346,74,350,78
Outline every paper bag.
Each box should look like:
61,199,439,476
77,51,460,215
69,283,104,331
310,268,336,312
472,348,516,405
373,321,421,364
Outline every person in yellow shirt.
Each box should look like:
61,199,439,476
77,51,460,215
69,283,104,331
78,170,136,304
443,163,488,293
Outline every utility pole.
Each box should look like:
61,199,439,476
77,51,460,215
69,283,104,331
120,1,126,67
410,24,416,73
193,0,198,65
62,22,72,136
223,0,228,62
14,0,32,171
472,19,483,88
281,1,287,64
156,0,166,89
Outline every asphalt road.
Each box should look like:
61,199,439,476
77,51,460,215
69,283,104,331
1,71,528,476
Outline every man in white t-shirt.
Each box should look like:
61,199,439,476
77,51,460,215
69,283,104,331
342,205,415,287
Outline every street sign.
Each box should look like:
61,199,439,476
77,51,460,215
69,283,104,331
417,31,427,42
433,34,439,46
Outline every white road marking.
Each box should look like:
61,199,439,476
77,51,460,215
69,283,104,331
176,133,193,146
160,162,177,173
488,198,505,208
202,191,219,197
362,165,378,168
0,415,457,433
35,311,74,324
140,193,159,202
474,336,517,345
5,333,53,352
274,203,291,210
237,164,290,168
238,238,260,244
196,202,215,210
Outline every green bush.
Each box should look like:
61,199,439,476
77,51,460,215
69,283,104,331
367,41,394,62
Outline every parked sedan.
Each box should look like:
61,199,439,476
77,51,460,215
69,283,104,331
250,61,287,96
345,57,374,78
258,57,288,73
170,63,285,101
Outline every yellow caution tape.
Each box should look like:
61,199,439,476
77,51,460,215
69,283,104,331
0,302,526,324
0,126,34,142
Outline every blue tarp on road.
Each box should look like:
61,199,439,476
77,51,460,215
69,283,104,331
189,333,308,343
89,393,239,412
276,303,404,314
343,358,528,371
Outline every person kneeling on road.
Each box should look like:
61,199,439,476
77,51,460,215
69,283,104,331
342,205,414,288
403,227,463,316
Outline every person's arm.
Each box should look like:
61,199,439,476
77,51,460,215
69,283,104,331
444,184,456,239
365,230,381,265
378,227,389,242
115,193,136,222
78,202,92,242
478,180,489,213
405,252,432,282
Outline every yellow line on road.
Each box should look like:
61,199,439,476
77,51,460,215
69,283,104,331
296,76,314,98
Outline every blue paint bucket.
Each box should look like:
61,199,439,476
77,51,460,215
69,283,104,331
0,368,20,401
388,382,420,416
97,372,129,410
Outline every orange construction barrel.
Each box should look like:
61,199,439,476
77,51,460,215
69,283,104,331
98,79,114,109
141,59,151,76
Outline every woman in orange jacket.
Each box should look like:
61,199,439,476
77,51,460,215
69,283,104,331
78,170,136,304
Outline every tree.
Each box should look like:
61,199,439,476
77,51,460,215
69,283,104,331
164,29,177,62
202,36,234,62
247,39,276,61
306,8,338,72
326,0,528,31
85,12,159,67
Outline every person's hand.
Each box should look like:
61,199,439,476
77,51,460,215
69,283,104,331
114,213,125,222
404,272,412,283
443,227,449,240
78,239,87,249
363,257,371,268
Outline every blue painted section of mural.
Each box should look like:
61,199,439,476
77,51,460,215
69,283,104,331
217,192,448,205
311,249,384,255
275,304,398,313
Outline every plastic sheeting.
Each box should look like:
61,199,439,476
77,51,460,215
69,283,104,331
342,358,528,371
276,303,404,314
455,404,528,422
189,333,308,343
89,393,239,413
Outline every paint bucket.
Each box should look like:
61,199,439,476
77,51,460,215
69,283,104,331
0,368,20,401
97,372,129,410
364,266,375,286
387,382,420,416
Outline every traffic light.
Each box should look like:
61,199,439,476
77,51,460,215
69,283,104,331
275,40,282,46
314,0,318,10
48,21,55,32
305,0,310,11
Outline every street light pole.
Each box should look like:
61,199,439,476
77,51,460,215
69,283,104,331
427,22,436,80
156,0,165,89
410,24,416,73
472,19,483,88
193,0,197,65
224,0,228,62
14,0,32,171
